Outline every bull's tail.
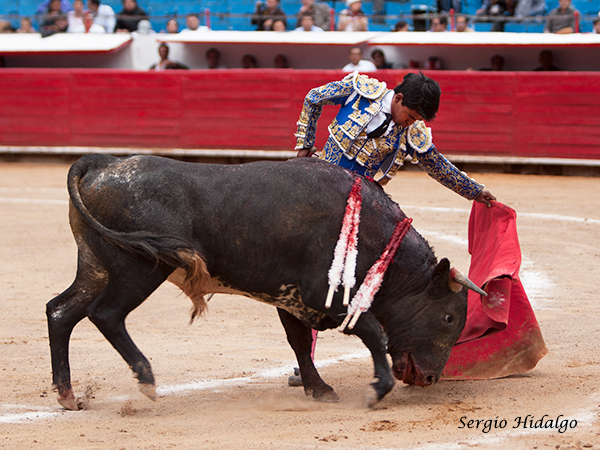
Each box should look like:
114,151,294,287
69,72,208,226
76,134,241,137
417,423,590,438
67,155,210,320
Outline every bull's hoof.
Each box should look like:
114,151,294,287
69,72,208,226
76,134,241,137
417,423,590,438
57,389,79,411
314,390,341,403
364,385,380,408
138,382,157,401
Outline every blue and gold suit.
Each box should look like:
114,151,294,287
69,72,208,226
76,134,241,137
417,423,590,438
295,72,483,200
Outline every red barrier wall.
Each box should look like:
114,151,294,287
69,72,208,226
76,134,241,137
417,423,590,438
1,69,599,160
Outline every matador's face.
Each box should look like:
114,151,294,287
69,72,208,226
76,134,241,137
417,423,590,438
391,93,423,128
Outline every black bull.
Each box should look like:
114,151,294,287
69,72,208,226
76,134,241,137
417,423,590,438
47,154,475,410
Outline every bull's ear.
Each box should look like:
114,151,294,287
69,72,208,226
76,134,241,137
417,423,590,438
431,258,451,294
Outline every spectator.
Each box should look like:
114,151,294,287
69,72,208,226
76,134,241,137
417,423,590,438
293,13,324,32
513,0,546,19
479,54,505,70
294,0,330,31
272,18,287,31
17,17,36,33
593,17,600,34
135,19,154,34
180,13,209,32
40,0,62,20
545,0,579,34
114,0,148,33
0,20,16,33
337,0,368,31
342,46,377,72
372,0,385,21
87,0,116,33
162,18,179,33
252,0,286,31
371,49,393,69
393,20,410,31
533,49,560,71
67,0,85,31
149,43,188,70
476,0,508,32
36,0,72,14
68,0,105,32
438,0,462,13
242,54,258,68
206,47,226,69
274,53,289,68
429,15,449,32
454,14,475,31
40,13,69,37
40,0,69,36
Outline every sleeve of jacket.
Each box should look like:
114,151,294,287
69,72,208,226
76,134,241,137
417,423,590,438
294,74,355,151
407,121,484,200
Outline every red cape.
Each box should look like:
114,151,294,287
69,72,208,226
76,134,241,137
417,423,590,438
442,201,547,380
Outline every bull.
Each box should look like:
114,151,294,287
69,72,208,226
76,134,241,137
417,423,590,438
46,154,483,410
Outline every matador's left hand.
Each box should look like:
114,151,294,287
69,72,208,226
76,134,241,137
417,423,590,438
474,189,497,207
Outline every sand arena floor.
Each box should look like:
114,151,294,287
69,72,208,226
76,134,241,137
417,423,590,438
0,160,599,450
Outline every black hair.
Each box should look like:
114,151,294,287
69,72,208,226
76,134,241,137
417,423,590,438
206,47,220,58
438,15,448,26
370,48,384,58
88,0,100,6
394,20,408,30
393,72,441,121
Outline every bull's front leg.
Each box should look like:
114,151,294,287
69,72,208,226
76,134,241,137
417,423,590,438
342,311,394,407
276,308,340,403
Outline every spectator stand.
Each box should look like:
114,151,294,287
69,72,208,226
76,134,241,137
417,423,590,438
2,0,600,32
158,30,381,69
2,27,600,69
367,30,600,70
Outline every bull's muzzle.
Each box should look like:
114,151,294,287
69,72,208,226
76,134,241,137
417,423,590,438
393,353,439,387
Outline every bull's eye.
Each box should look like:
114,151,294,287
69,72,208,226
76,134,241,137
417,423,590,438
445,315,453,324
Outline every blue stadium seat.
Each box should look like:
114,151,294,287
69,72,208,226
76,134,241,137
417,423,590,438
504,21,527,32
473,21,493,31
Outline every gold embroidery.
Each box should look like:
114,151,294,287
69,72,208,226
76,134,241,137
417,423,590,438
352,73,388,99
408,121,433,154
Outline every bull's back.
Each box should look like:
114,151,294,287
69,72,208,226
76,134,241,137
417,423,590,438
74,155,358,235
71,154,404,292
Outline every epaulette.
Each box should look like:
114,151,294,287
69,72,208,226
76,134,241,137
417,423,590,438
351,71,387,100
407,120,433,154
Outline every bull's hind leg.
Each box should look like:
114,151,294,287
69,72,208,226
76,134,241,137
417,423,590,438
277,308,340,403
46,248,108,410
85,261,171,402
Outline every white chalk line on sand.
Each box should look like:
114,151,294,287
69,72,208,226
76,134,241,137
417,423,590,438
403,205,600,225
157,349,371,396
0,350,371,424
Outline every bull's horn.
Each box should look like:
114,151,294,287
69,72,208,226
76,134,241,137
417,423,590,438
449,267,487,296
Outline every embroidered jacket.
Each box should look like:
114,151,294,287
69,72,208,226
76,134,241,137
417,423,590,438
295,72,483,200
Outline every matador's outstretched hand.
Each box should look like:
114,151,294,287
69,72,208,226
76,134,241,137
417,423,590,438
474,189,497,207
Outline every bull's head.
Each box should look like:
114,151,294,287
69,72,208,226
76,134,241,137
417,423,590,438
382,258,481,387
